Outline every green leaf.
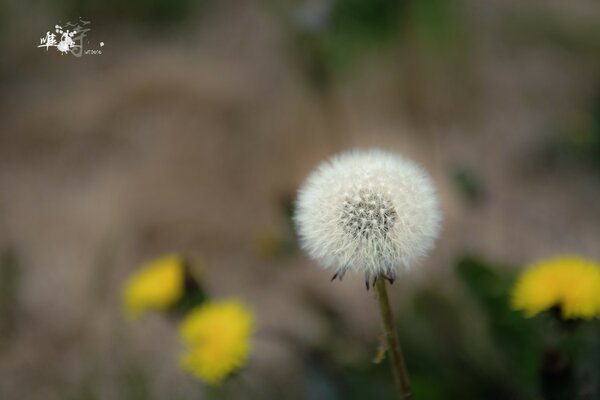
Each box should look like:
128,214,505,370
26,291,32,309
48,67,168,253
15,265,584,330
456,256,542,390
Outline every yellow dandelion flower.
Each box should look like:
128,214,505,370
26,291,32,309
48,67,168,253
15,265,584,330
179,299,254,385
123,254,184,319
512,256,600,319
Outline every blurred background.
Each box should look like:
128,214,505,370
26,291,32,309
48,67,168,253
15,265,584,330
1,0,599,399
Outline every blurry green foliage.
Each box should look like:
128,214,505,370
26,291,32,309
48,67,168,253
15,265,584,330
297,255,600,399
301,256,541,399
303,348,396,400
323,0,401,66
457,257,542,390
409,0,468,57
580,323,600,399
298,288,397,399
288,0,470,102
171,259,207,316
288,0,404,91
396,283,533,400
451,165,485,205
324,0,467,66
405,289,501,400
330,0,400,38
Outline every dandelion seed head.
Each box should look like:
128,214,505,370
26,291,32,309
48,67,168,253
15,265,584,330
295,149,442,278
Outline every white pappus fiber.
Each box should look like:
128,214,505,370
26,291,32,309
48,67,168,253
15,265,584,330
294,149,442,282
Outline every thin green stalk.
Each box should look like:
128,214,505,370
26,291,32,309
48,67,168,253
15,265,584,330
375,277,413,400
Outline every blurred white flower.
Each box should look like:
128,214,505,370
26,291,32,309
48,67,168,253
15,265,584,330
295,149,442,286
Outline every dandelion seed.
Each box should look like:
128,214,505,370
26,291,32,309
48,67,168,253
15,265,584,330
294,149,442,282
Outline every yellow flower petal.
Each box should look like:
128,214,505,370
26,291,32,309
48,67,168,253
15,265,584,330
123,254,184,319
179,299,254,385
512,256,600,319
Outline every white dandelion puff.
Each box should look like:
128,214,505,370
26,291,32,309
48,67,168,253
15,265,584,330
294,149,442,286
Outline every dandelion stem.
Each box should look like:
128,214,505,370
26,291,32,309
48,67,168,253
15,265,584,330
375,277,413,400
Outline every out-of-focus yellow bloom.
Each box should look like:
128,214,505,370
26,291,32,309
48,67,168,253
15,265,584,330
123,254,184,319
512,256,600,319
179,299,254,385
